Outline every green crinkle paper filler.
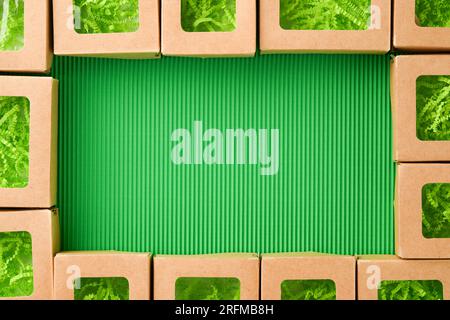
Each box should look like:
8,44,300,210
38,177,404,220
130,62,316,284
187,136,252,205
0,231,34,298
378,280,444,300
280,0,371,31
175,277,241,300
416,0,450,28
181,0,236,32
422,183,450,239
416,76,450,141
281,279,336,300
0,96,30,188
74,277,130,300
0,0,24,51
73,0,140,34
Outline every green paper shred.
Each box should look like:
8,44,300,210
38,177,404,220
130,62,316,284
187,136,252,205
0,0,24,51
416,0,450,28
175,277,241,300
378,280,444,300
281,279,336,300
0,96,30,189
280,0,371,31
422,183,450,239
73,0,140,34
181,0,236,32
0,231,34,298
74,277,130,300
416,76,450,141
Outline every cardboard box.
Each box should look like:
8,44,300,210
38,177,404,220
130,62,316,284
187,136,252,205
54,251,151,300
162,0,256,57
53,0,160,58
358,255,450,300
0,76,58,208
391,55,450,162
260,0,391,54
0,209,60,300
0,0,52,73
154,253,259,300
261,253,356,300
396,163,450,259
394,0,450,51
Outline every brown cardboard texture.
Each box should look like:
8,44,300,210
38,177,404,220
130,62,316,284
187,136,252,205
154,253,260,300
0,209,60,300
0,76,58,208
259,0,391,54
394,0,450,51
395,164,450,259
261,253,356,300
391,55,450,162
54,251,151,300
162,0,256,57
53,0,160,58
358,255,450,300
0,0,52,73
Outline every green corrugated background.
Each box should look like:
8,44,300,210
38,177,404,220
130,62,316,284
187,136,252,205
52,54,395,255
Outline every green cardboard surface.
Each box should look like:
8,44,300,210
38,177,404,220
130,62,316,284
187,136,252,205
52,54,394,255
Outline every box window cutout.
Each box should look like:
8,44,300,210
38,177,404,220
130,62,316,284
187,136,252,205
0,231,34,298
378,280,444,300
0,0,24,51
422,183,450,239
415,0,450,28
0,96,30,188
73,277,130,300
175,277,241,300
73,0,140,34
281,279,336,300
280,0,371,31
181,0,237,32
416,76,450,141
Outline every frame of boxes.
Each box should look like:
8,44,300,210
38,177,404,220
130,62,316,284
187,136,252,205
0,0,449,301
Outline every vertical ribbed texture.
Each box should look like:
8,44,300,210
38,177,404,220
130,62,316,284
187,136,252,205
52,54,395,255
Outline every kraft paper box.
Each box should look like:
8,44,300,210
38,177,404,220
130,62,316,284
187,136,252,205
53,0,160,58
0,0,52,73
0,76,58,208
358,255,450,300
0,209,60,300
259,0,391,54
162,0,256,57
396,164,450,259
391,55,450,162
154,253,260,300
261,253,356,300
394,0,450,51
54,251,151,300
